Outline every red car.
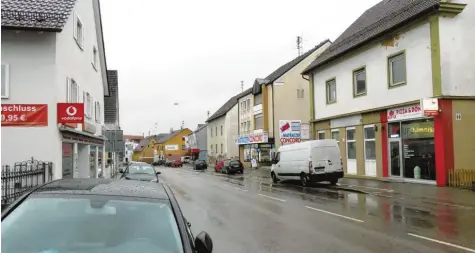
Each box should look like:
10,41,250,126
170,160,183,167
216,159,244,174
214,159,230,173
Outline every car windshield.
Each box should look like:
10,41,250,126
2,196,183,253
196,160,205,164
224,161,230,166
127,165,155,174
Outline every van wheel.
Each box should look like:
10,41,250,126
300,173,308,187
329,178,338,185
271,172,278,183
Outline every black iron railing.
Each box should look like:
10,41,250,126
1,158,53,209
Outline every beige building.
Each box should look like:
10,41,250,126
236,40,331,166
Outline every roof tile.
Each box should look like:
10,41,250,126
1,0,77,30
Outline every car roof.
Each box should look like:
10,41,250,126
32,178,170,200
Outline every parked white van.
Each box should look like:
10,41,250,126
271,140,344,186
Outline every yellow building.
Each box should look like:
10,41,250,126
133,128,192,163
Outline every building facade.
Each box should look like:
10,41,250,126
187,124,208,161
303,0,475,186
1,0,110,180
133,128,192,163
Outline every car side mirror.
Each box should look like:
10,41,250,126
119,169,124,173
195,231,213,253
156,171,161,175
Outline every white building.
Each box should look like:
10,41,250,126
206,92,242,163
1,0,110,179
303,0,475,186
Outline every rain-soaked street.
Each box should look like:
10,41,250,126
158,165,475,253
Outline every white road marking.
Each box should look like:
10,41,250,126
305,206,364,223
257,194,286,202
235,187,248,192
408,233,475,252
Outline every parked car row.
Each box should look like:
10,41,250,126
215,159,244,175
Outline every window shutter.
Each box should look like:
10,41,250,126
83,91,87,117
73,14,78,40
66,77,71,102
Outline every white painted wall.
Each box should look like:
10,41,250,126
225,104,239,158
313,23,433,120
1,31,62,170
439,0,475,96
238,93,253,135
207,116,225,157
56,0,105,134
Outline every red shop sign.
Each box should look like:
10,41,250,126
57,103,84,124
1,104,48,127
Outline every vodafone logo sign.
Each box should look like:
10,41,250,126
57,103,84,124
66,106,77,116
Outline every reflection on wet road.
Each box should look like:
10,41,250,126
158,166,475,253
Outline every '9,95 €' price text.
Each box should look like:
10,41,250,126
1,114,27,122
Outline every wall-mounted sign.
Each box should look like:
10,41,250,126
387,104,423,122
235,132,268,145
57,103,84,123
1,104,48,127
165,144,179,151
279,120,301,145
402,121,435,139
421,98,439,116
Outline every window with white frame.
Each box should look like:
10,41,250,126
297,88,304,99
246,120,251,133
331,129,340,143
2,64,10,99
240,122,245,133
220,125,223,136
220,143,223,154
73,13,84,49
95,101,101,123
364,125,376,160
254,94,262,105
326,79,336,103
388,52,406,87
67,77,79,102
346,127,356,159
215,126,217,136
85,92,93,118
210,128,213,137
317,131,325,140
92,46,98,70
353,68,366,96
246,99,250,111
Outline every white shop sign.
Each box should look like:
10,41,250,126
165,144,179,151
387,104,423,122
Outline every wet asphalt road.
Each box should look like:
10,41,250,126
157,165,475,253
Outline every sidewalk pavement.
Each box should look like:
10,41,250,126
259,165,475,208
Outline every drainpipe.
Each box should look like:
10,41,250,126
301,74,309,81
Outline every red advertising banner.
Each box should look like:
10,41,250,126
1,104,48,127
57,103,84,124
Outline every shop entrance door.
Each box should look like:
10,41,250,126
388,139,402,177
62,143,74,179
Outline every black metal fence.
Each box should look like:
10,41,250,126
1,158,53,209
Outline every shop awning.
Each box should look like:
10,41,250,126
59,126,107,146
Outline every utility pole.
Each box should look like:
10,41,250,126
297,36,302,56
240,81,244,92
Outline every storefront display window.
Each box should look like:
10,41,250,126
401,119,435,180
243,144,272,163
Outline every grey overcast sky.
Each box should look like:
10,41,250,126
100,0,380,135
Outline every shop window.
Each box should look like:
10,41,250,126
317,131,325,140
364,125,376,160
388,122,401,138
326,78,337,104
353,67,366,96
331,129,340,143
254,114,263,130
388,52,406,87
401,119,435,180
346,128,356,159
